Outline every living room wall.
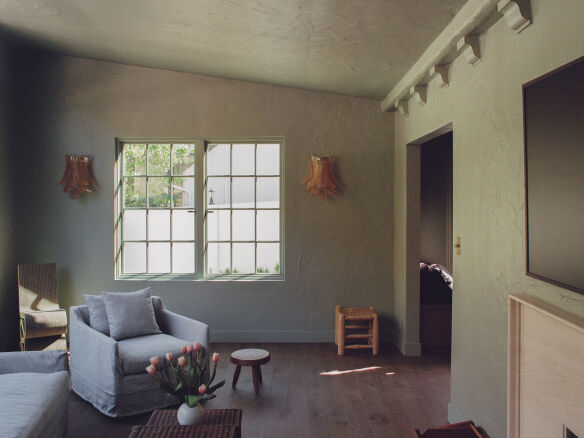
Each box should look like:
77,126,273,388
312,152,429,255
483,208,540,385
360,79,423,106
0,35,17,351
393,0,584,437
8,53,394,346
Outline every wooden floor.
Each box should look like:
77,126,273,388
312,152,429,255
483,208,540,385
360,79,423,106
68,343,451,438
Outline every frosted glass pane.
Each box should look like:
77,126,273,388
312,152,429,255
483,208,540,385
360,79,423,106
172,144,194,176
149,210,170,240
173,210,194,241
207,243,230,274
123,210,146,240
172,243,195,273
207,177,230,208
172,177,194,208
232,177,254,208
148,177,170,208
257,177,279,208
124,242,146,273
124,177,146,208
257,243,280,273
257,210,279,241
232,210,254,241
257,144,279,175
233,243,254,274
207,210,230,241
207,144,230,175
124,144,146,175
148,144,171,175
232,144,254,175
149,242,170,273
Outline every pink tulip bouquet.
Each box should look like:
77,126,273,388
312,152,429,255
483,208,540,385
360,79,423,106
146,341,225,408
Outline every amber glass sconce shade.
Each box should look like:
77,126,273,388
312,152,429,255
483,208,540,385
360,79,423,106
302,155,340,200
57,154,98,199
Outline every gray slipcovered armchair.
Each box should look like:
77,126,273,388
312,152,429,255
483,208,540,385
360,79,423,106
0,350,69,438
70,296,209,417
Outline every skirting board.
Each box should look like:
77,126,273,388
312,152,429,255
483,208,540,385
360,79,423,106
448,403,465,424
212,330,334,343
399,341,422,357
212,329,394,343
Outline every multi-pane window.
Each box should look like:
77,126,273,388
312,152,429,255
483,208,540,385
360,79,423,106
115,139,283,279
205,143,281,275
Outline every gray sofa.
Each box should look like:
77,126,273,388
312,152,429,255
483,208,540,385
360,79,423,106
70,296,209,417
0,350,69,438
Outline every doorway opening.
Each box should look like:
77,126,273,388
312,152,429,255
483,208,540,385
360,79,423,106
419,132,453,354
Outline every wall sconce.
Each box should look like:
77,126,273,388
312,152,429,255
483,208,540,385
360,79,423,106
57,154,98,199
302,155,340,200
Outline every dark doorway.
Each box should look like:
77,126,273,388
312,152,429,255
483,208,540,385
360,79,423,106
419,132,453,354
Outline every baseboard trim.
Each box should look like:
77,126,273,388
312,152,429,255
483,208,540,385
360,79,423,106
399,341,422,357
448,403,465,424
211,330,335,343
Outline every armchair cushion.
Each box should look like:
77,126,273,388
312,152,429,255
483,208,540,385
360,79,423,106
102,287,161,340
117,333,185,376
83,294,110,335
0,371,69,438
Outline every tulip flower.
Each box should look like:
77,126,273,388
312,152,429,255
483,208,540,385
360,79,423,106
198,384,206,394
181,345,188,354
186,344,194,353
165,352,173,361
178,356,186,367
146,365,156,375
194,341,202,351
150,356,160,366
212,352,220,363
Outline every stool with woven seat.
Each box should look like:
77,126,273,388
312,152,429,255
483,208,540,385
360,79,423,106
335,305,379,355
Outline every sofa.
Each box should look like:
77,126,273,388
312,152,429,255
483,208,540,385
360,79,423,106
0,350,69,438
70,295,209,417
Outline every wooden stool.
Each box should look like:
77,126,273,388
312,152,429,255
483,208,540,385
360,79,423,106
230,349,270,395
335,306,379,355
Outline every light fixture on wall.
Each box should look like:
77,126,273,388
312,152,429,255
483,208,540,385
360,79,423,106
208,188,215,205
57,154,98,199
302,155,340,200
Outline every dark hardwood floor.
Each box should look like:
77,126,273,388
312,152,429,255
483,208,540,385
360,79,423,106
68,343,450,438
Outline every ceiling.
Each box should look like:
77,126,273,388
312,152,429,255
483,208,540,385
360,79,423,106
0,0,468,100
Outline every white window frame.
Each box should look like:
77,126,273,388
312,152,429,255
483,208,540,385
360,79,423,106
114,137,285,281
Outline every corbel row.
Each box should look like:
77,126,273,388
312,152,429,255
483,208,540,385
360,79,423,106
383,0,532,116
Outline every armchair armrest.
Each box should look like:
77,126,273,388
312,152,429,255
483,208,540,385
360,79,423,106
0,350,68,375
69,306,120,392
158,308,209,352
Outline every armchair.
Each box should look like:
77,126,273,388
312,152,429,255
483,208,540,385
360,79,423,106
0,350,69,438
70,296,209,417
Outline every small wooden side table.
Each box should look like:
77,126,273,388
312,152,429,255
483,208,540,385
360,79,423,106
230,348,271,395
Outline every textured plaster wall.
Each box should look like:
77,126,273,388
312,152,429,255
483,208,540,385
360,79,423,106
0,36,17,351
10,53,394,344
393,0,584,436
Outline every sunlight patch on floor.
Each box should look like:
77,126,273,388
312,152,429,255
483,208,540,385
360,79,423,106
319,366,382,376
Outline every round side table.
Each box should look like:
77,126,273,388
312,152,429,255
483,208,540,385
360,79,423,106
230,348,271,395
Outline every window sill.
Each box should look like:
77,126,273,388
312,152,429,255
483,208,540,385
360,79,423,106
115,273,284,282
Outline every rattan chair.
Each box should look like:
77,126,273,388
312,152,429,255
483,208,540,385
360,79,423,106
18,263,67,351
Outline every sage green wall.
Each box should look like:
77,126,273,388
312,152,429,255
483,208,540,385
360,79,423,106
0,36,17,352
393,0,584,436
11,53,394,343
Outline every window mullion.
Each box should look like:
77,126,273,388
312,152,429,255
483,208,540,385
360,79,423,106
195,141,205,276
169,144,174,274
145,145,149,274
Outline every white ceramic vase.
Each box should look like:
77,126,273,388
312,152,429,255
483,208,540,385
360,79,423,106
177,402,204,425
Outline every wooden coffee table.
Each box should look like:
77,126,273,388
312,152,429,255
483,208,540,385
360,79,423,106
230,348,270,395
128,408,242,438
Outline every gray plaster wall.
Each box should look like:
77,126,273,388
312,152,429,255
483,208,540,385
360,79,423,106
0,36,17,351
10,53,394,343
393,0,584,436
